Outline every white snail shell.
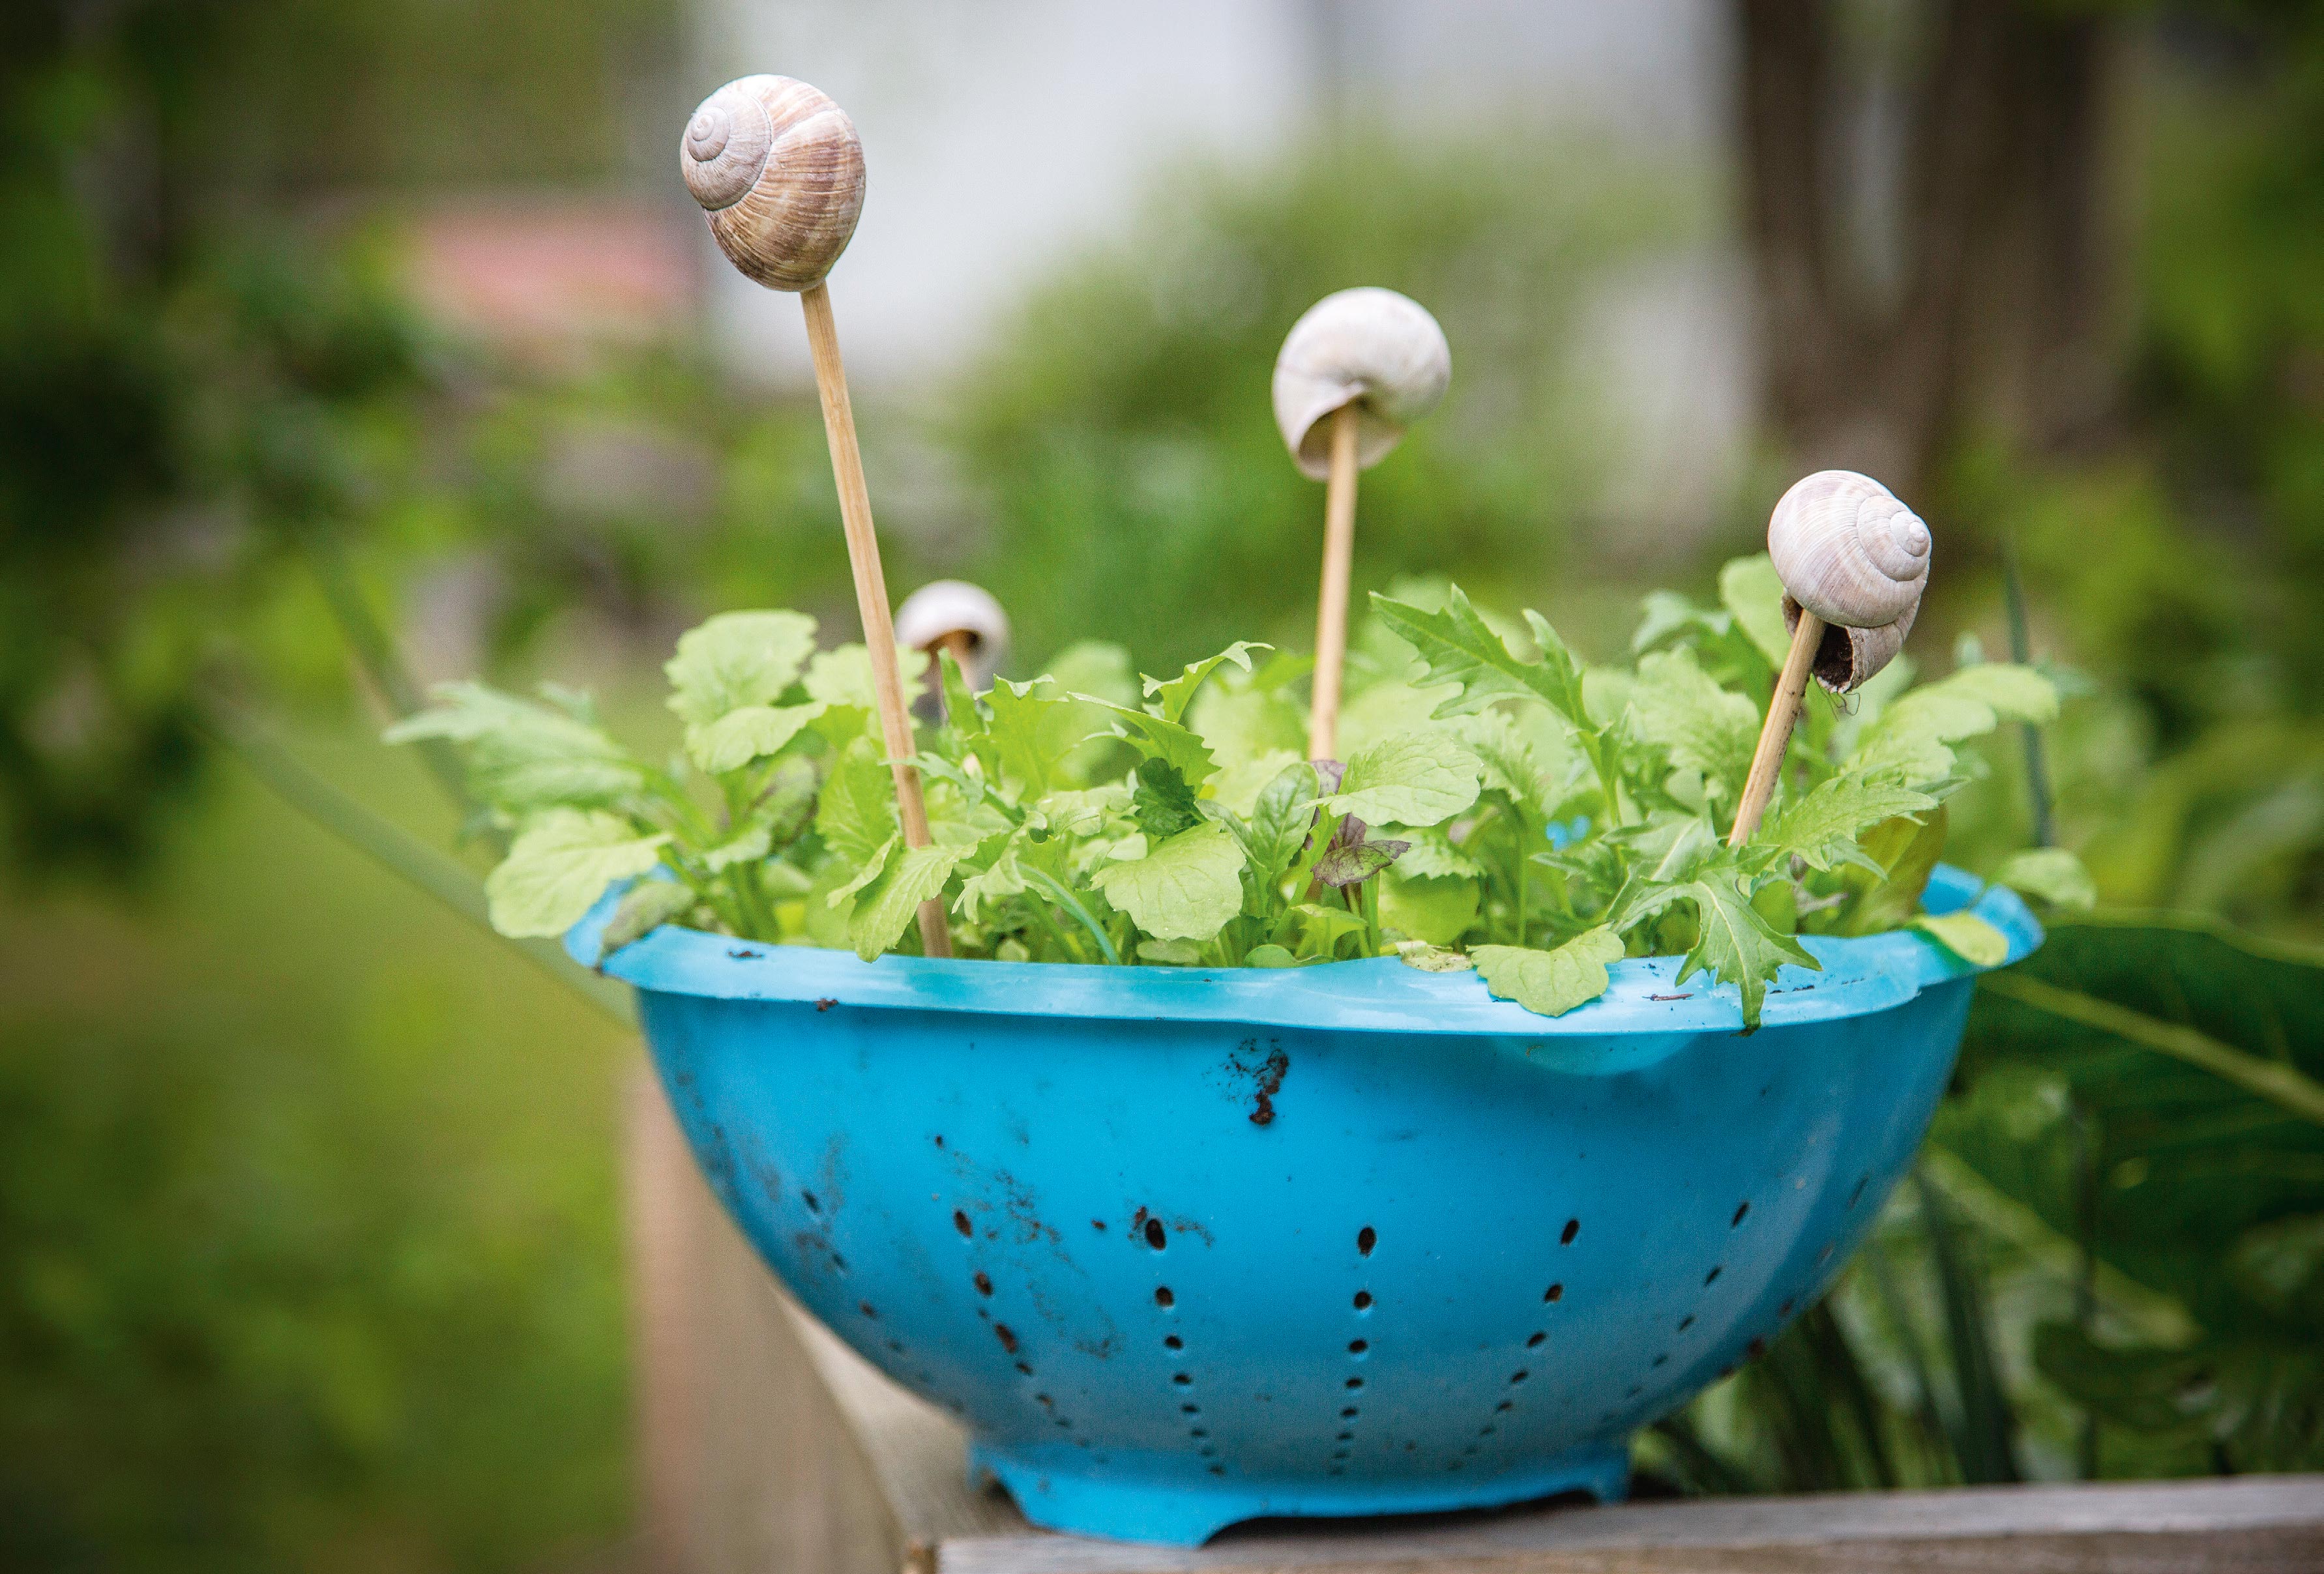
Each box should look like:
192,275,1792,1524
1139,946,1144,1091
894,580,1010,691
1271,287,1450,480
681,76,865,291
1767,469,1930,692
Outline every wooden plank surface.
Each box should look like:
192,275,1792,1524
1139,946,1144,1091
941,1478,2324,1574
628,1068,2324,1574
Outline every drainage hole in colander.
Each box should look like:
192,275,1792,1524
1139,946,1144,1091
1748,1337,1768,1359
1347,1339,1368,1355
859,1301,877,1320
1336,1431,1353,1441
1509,1369,1530,1384
1525,1332,1546,1348
1357,1225,1377,1256
1155,1285,1175,1308
952,1210,971,1238
1625,1384,1643,1398
1182,1402,1200,1414
973,1272,992,1296
1346,1377,1364,1390
1560,1217,1580,1245
1651,1352,1669,1367
1144,1217,1167,1249
1677,1314,1696,1332
1055,1417,1072,1429
1780,1296,1796,1317
1849,1173,1868,1208
1189,1426,1207,1437
1478,1425,1495,1436
1340,1405,1359,1418
1495,1400,1512,1413
1015,1362,1033,1377
1704,1265,1723,1285
885,1339,904,1354
1543,1282,1564,1302
830,1252,847,1272
993,1323,1018,1354
1164,1335,1183,1350
803,1191,820,1214
1353,1289,1373,1311
1732,1201,1750,1227
1209,1465,1226,1476
1036,1393,1053,1406
1173,1372,1192,1386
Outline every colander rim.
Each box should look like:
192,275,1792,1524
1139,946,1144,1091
566,864,2040,1036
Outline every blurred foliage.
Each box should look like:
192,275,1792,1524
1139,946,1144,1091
949,140,1701,667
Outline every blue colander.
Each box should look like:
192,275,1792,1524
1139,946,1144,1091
570,866,2039,1545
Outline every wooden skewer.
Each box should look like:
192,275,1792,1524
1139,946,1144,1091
1729,609,1826,848
1307,405,1361,762
801,282,950,957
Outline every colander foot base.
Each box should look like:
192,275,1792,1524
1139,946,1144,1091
971,1442,1631,1547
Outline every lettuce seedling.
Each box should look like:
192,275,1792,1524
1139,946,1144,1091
393,555,2083,1026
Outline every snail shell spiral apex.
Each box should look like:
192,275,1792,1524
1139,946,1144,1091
681,75,865,291
1767,470,1931,692
1272,287,1450,480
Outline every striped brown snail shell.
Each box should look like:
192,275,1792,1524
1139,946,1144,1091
1767,469,1930,692
681,75,865,291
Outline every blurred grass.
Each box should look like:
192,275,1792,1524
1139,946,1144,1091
0,725,633,1572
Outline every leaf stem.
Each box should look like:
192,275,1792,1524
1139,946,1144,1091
1022,867,1121,965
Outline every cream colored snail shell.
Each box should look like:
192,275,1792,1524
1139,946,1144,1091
681,75,865,291
1767,469,1930,692
894,580,1009,691
1272,287,1450,480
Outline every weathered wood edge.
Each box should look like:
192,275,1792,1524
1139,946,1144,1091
936,1476,2324,1574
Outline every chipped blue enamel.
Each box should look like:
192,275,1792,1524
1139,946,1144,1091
571,866,2037,1544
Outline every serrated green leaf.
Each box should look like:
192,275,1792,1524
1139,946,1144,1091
684,701,829,775
1319,731,1482,826
1718,553,1791,669
1395,825,1485,881
1914,911,2012,967
1473,927,1625,1017
598,878,696,959
484,809,669,939
1631,648,1761,801
1993,847,2097,911
1089,820,1244,941
847,841,969,960
1080,696,1218,788
664,611,818,727
1131,759,1203,839
1369,585,1586,725
1617,870,1820,1027
816,738,898,867
1763,774,1941,869
1142,641,1267,724
826,833,899,909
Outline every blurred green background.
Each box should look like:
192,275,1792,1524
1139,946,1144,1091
5,1,2323,1568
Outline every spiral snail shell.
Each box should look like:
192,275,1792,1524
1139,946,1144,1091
681,75,866,291
894,579,1010,692
1272,287,1450,480
1767,469,1931,692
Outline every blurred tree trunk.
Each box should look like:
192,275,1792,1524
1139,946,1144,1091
1735,0,2126,499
